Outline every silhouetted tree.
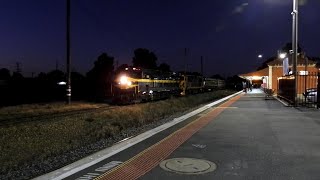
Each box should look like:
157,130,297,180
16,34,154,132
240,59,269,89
0,68,11,106
71,71,85,82
71,72,86,99
132,48,157,69
158,63,171,72
115,64,129,74
0,68,10,80
47,70,65,83
281,42,302,54
87,53,114,100
37,72,47,81
11,72,24,81
210,74,224,80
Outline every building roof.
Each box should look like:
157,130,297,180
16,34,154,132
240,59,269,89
267,54,317,66
238,67,269,78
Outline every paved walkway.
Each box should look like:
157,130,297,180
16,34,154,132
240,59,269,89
65,89,320,180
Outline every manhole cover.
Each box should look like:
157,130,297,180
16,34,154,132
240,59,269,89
160,158,217,175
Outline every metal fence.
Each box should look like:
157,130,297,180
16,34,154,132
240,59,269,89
278,72,319,108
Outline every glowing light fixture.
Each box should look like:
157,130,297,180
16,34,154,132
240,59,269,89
252,76,261,80
279,53,286,59
57,81,66,85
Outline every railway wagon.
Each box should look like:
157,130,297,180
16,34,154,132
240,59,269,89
180,74,204,95
203,78,225,91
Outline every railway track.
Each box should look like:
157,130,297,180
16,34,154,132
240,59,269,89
0,106,119,127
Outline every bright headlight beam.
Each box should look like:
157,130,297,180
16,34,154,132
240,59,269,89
119,76,128,84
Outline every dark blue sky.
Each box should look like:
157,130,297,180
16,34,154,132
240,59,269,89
1,0,319,77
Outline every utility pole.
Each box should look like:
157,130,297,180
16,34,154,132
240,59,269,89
66,0,71,104
183,48,188,96
56,60,59,71
292,0,298,106
15,62,21,73
200,56,203,76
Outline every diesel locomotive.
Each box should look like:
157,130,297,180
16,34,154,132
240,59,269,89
111,66,225,103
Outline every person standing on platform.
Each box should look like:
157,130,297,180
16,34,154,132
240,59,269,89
243,81,247,93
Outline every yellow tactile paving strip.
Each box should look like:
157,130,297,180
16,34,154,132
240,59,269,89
95,94,242,180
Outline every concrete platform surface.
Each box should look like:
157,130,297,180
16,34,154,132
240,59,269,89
141,90,320,180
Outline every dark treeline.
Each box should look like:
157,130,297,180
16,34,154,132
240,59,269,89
0,69,86,106
0,48,242,107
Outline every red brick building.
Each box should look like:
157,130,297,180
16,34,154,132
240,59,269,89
239,53,318,94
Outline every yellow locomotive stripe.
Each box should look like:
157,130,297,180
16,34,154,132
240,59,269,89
128,78,179,83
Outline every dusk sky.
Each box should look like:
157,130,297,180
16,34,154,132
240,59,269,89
1,0,319,77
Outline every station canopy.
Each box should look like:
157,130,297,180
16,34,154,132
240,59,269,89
238,67,269,80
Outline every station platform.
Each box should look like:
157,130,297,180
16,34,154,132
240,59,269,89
39,89,320,180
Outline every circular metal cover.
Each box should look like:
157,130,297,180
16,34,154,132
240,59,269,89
160,158,217,175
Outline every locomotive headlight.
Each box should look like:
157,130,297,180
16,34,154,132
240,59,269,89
119,75,132,86
119,76,128,84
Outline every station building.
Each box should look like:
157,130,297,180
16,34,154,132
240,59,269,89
239,53,319,95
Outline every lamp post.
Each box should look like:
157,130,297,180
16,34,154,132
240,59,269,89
292,0,298,106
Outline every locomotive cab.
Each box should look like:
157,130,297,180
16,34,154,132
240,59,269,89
112,67,180,103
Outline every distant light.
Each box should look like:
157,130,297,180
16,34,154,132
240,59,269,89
258,54,263,58
279,53,286,59
252,76,261,80
57,81,66,85
125,68,128,70
299,71,308,76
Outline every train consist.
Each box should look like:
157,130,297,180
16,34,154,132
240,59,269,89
111,66,225,103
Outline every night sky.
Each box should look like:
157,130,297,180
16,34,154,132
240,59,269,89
1,0,319,77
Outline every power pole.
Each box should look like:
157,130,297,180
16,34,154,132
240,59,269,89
56,60,59,70
66,0,71,104
15,62,21,73
292,0,298,106
183,48,188,96
200,56,203,76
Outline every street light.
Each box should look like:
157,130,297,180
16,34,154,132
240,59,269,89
279,53,287,59
258,54,263,58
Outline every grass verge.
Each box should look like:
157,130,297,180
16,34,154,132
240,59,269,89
0,102,107,121
0,90,236,178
